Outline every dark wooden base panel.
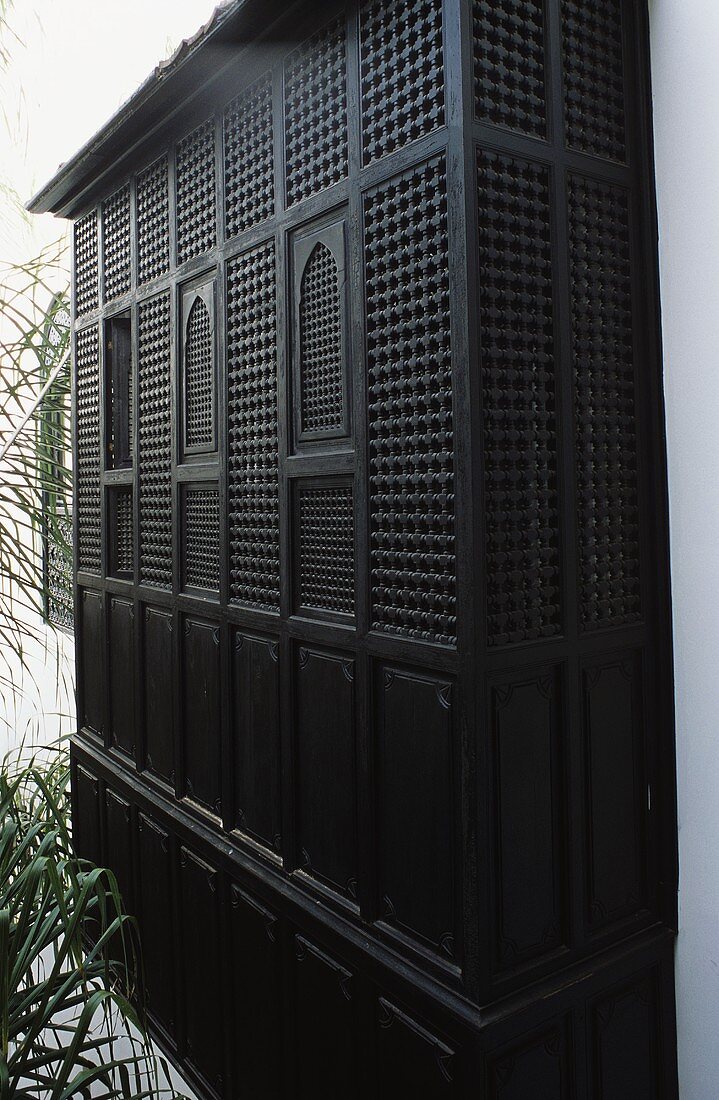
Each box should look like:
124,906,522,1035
72,739,677,1100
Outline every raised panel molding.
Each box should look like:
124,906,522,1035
294,646,357,898
491,670,565,974
583,652,647,931
182,617,222,816
376,666,456,962
487,1022,571,1100
232,632,282,852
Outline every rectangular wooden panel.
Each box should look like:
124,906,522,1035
491,670,564,973
230,884,283,1098
583,652,647,930
376,666,455,959
294,935,356,1100
179,846,224,1095
231,632,281,850
72,761,101,867
590,971,660,1100
487,1022,571,1100
79,588,104,736
137,812,175,1037
108,596,135,758
182,617,222,815
295,646,356,897
143,606,175,784
377,999,456,1098
104,787,134,919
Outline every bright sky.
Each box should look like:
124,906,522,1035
1,0,220,264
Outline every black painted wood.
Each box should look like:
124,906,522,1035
61,0,677,1095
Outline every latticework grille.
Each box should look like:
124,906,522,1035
360,0,444,164
176,120,217,264
477,151,561,647
227,242,280,610
364,158,455,645
224,73,274,239
137,156,170,285
46,514,74,630
102,186,131,302
184,488,220,591
138,293,172,589
297,484,354,616
299,243,344,436
561,0,626,161
76,326,101,572
473,0,547,137
184,297,214,450
284,17,348,206
74,213,99,317
114,488,134,575
568,175,640,629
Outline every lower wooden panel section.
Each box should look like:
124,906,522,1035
74,740,677,1100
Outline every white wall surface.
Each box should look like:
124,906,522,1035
650,1,719,1095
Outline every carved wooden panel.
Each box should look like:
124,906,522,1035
143,606,174,784
487,1023,571,1100
295,647,357,898
584,653,647,930
376,667,455,959
590,971,660,1100
79,588,105,736
230,885,284,1098
74,211,98,317
136,156,170,285
491,671,564,974
182,618,222,815
561,0,626,162
224,72,274,238
231,632,281,851
137,813,175,1036
293,936,356,1099
73,763,101,867
377,999,456,1097
183,486,220,593
104,788,134,918
109,597,135,759
179,847,224,1094
176,120,216,263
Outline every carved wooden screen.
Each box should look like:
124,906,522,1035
68,1,677,1097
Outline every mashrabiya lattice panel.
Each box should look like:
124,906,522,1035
360,0,445,164
115,488,134,574
224,73,274,239
102,186,131,303
568,174,640,630
184,298,214,450
74,212,98,318
137,157,170,285
297,485,355,616
477,150,561,646
47,513,74,630
227,242,280,611
76,326,101,572
299,243,344,435
561,0,626,162
364,157,456,646
176,120,217,264
472,0,547,138
184,487,220,592
284,16,348,206
138,293,173,589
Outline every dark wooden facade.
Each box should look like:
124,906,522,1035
31,0,678,1095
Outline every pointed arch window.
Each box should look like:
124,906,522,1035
182,280,216,456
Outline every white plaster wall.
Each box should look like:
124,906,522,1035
650,1,719,1096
